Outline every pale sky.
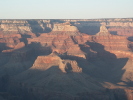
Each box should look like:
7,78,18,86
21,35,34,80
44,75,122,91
0,0,133,19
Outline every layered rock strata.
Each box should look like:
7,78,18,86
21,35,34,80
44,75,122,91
0,19,133,100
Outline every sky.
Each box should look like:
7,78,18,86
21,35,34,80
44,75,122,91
0,0,133,19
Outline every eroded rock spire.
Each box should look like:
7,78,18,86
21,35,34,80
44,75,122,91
96,25,111,36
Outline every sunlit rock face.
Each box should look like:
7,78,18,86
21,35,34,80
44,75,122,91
0,20,31,33
53,22,78,32
96,25,111,36
27,22,85,59
1,19,133,100
31,53,82,73
52,22,81,36
91,25,129,58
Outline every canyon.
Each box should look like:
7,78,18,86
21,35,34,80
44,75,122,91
0,18,133,100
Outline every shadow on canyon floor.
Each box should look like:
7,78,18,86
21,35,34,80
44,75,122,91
127,36,133,42
27,20,53,36
109,31,118,35
7,67,129,100
0,43,13,67
0,42,52,77
85,42,128,83
71,21,101,35
1,65,127,100
20,34,31,46
27,20,44,36
0,43,12,53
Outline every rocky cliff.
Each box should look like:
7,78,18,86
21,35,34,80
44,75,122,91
1,18,133,37
0,19,133,100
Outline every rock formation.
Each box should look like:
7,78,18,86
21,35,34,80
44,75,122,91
52,22,81,36
30,53,82,73
96,25,111,36
53,22,78,31
0,19,133,100
85,25,130,58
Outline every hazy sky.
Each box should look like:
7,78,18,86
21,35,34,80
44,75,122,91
0,0,133,19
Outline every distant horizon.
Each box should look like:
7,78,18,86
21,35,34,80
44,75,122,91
1,0,133,19
0,17,133,20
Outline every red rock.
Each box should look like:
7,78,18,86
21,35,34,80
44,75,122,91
1,19,133,100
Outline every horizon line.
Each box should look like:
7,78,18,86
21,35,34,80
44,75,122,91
0,17,133,20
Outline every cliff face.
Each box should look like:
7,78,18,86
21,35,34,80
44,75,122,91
94,26,129,54
28,22,85,58
0,31,23,53
1,19,133,100
69,18,133,37
0,20,52,38
52,22,78,32
1,18,133,37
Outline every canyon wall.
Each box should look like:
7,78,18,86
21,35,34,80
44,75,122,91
1,18,133,37
0,19,133,100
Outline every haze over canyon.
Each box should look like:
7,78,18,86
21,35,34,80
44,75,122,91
0,18,133,100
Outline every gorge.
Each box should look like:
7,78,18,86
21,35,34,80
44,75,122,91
0,18,133,100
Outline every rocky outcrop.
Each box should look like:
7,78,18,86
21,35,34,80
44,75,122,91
96,25,111,36
52,22,81,36
0,20,31,32
53,22,78,32
31,53,82,73
91,25,130,58
31,54,61,70
59,60,82,73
